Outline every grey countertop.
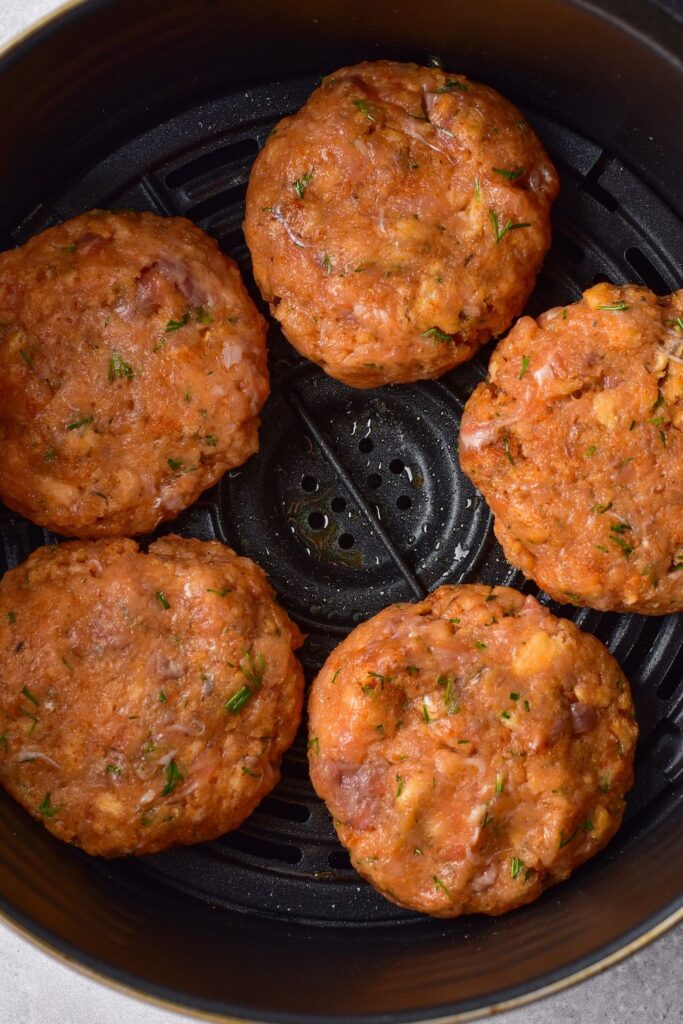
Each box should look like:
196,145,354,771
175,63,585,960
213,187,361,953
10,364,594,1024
0,2,681,1022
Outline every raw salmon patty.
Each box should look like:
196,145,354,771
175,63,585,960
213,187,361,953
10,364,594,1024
0,210,269,537
460,283,683,613
0,536,304,857
309,584,637,917
245,60,558,387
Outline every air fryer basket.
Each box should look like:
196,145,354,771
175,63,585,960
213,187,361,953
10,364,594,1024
0,1,681,1021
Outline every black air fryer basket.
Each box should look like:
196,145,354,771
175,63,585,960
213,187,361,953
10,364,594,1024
0,1,681,1020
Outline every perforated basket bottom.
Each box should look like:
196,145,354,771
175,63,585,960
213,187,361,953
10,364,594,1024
2,75,682,926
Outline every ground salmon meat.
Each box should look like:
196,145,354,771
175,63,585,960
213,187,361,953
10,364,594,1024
460,284,683,614
0,536,304,857
245,60,558,388
309,584,636,917
0,210,269,537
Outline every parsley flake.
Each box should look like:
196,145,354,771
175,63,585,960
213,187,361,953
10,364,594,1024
489,208,531,244
421,326,455,342
510,856,525,879
293,169,314,199
66,415,93,431
161,759,184,796
519,354,530,379
38,792,61,817
597,301,629,311
108,353,134,381
492,166,525,181
155,591,171,610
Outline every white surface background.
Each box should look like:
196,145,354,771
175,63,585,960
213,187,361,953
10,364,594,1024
0,1,681,1022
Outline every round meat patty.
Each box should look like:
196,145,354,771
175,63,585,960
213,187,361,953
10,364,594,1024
460,283,683,614
0,210,269,537
245,60,558,388
0,536,304,857
309,584,637,918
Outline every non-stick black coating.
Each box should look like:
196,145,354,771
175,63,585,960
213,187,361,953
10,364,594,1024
0,1,682,1021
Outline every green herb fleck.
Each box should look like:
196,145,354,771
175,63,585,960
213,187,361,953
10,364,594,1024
396,774,406,798
353,98,375,121
293,168,314,198
597,301,629,311
66,415,93,431
322,253,332,275
307,737,320,755
159,690,167,703
559,828,578,849
582,819,595,832
474,175,481,201
7,611,15,625
21,686,39,707
599,776,611,793
510,692,520,702
493,166,525,181
585,445,597,457
167,458,182,471
437,78,468,93
108,353,134,381
433,875,451,897
165,313,190,333
475,640,487,650
422,699,431,723
106,764,122,777
161,759,184,796
331,668,342,684
207,587,230,597
241,765,258,777
660,429,667,448
225,686,251,714
405,665,420,676
500,710,511,720
421,326,454,342
192,306,213,325
523,700,531,712
19,348,33,368
503,434,515,465
511,856,524,879
155,591,171,610
38,791,62,817
489,208,531,244
666,317,683,331
591,501,613,514
43,449,57,462
438,674,459,715
519,354,530,379
495,773,505,795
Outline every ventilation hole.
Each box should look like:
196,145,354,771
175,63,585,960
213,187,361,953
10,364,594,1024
308,511,326,529
389,458,405,474
358,437,373,453
165,139,259,189
581,153,619,212
258,796,311,823
221,830,303,864
396,495,412,510
338,533,354,549
186,182,248,223
219,226,246,253
331,496,346,512
301,474,318,492
554,231,585,265
624,246,670,294
328,849,352,870
367,473,382,489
